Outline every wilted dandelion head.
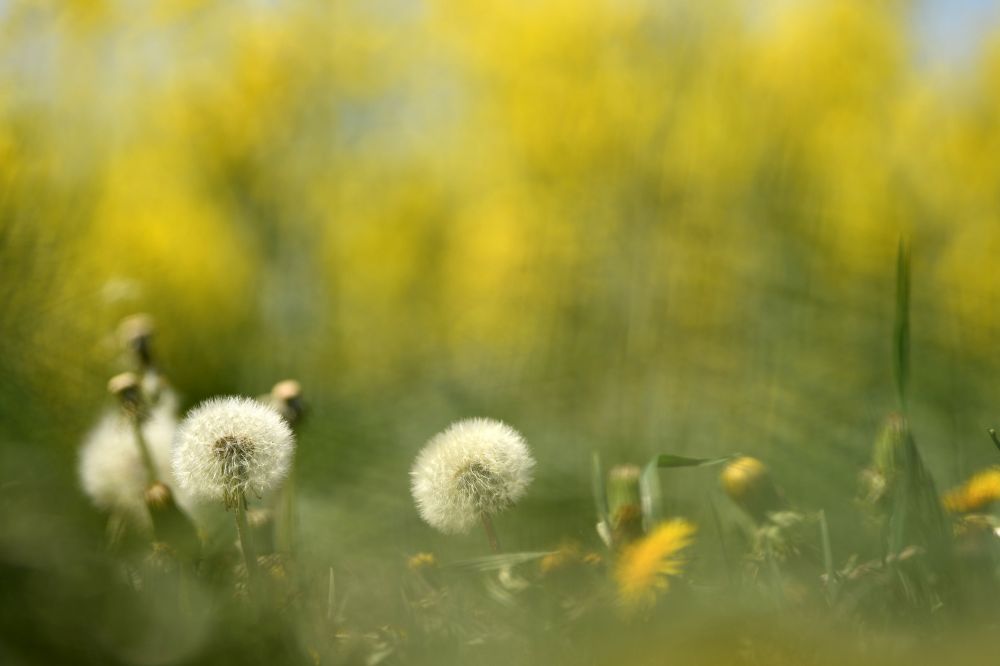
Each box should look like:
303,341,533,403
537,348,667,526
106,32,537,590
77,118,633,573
943,467,1000,513
410,418,534,534
614,519,695,611
78,400,179,525
172,397,295,509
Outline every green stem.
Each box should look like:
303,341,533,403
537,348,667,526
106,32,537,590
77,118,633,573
481,514,501,553
276,468,297,555
235,492,259,594
129,417,158,484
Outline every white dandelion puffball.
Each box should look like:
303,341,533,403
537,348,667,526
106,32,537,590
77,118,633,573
411,417,535,534
79,399,179,525
172,396,295,507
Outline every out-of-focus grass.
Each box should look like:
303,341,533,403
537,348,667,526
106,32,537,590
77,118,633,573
3,1,1000,664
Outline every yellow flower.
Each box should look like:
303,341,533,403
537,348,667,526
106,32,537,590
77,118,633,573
943,468,1000,513
614,519,695,610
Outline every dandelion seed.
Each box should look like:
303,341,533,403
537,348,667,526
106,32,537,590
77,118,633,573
172,396,295,509
410,417,534,536
614,518,695,610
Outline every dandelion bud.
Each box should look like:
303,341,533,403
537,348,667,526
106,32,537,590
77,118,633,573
108,372,143,415
410,418,535,534
869,413,951,569
607,465,643,546
172,397,295,509
270,379,304,425
720,456,782,521
872,412,909,478
145,481,199,561
118,313,155,368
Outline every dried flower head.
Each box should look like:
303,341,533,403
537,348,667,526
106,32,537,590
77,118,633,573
614,518,696,610
410,418,534,534
78,400,178,525
172,397,295,509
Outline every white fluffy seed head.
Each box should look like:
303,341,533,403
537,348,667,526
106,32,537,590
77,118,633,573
172,396,294,508
410,417,535,534
78,397,179,526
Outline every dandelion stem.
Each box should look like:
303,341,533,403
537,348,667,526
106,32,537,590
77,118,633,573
235,492,259,593
989,428,1000,453
276,468,297,555
481,513,501,553
129,417,158,485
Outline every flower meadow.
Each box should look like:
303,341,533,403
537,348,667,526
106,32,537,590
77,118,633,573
5,1,1000,664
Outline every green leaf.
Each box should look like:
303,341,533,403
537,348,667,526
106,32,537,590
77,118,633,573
447,551,555,572
639,454,734,530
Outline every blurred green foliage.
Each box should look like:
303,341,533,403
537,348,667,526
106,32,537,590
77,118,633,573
3,1,1000,664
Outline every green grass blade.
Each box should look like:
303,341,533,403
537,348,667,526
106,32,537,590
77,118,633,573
639,454,734,530
447,551,555,572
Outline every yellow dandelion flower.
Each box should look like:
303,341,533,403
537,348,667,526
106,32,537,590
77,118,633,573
943,468,1000,513
614,519,695,610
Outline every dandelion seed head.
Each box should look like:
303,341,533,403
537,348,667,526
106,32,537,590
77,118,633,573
614,518,696,611
78,399,179,525
410,417,534,534
172,396,295,508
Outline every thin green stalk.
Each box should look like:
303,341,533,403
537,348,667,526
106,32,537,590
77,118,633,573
235,492,259,594
276,468,297,555
129,417,158,484
481,514,501,553
707,495,734,588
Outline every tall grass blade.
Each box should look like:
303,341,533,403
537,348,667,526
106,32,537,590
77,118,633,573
640,454,734,530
